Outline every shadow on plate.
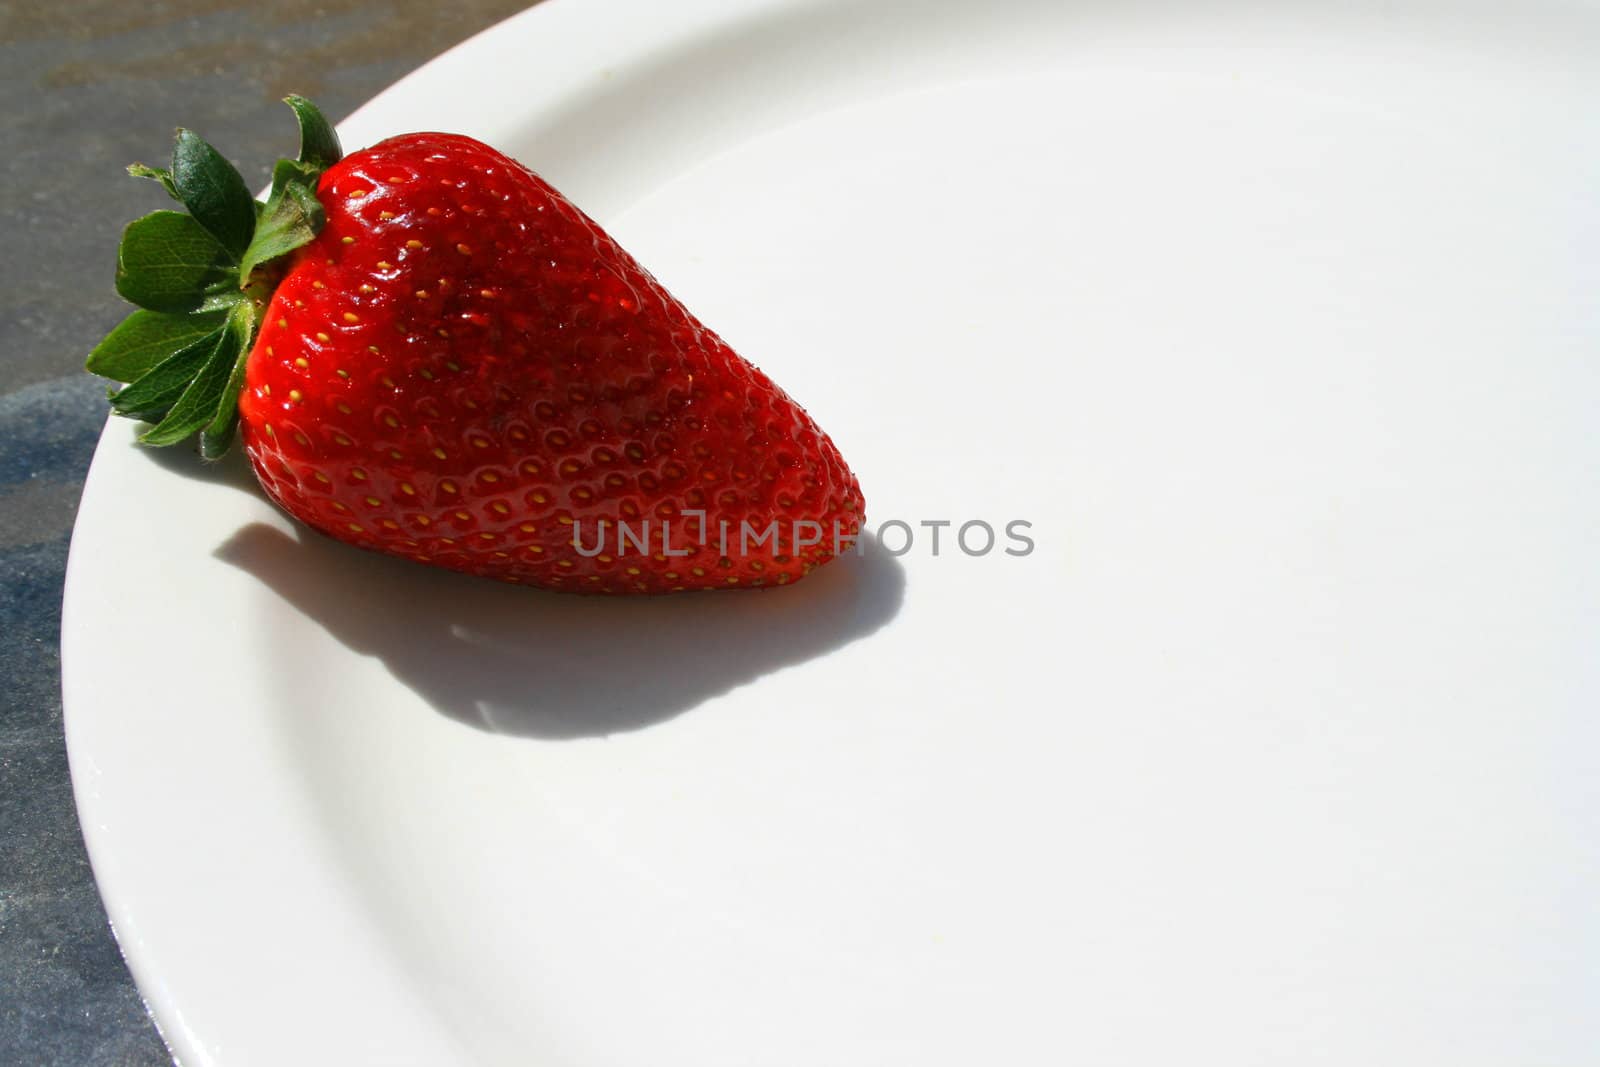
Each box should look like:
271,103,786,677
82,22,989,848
215,522,906,739
137,435,262,490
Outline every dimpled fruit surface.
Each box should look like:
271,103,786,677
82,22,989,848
238,133,863,594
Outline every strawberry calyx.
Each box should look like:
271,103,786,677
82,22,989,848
87,96,343,458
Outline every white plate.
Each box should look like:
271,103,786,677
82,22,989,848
63,0,1600,1063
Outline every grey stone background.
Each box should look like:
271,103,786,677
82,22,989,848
0,3,536,1061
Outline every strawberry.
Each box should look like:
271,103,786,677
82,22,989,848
88,97,863,594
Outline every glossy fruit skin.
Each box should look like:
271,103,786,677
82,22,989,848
236,134,862,593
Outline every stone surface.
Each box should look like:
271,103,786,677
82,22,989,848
0,3,536,1062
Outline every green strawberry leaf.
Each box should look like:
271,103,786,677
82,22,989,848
115,210,240,313
107,326,224,421
92,94,341,452
126,162,182,203
139,302,253,447
284,94,342,169
199,304,258,458
239,159,326,282
171,130,256,261
86,307,226,383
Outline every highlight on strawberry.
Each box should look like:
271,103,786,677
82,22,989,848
88,97,864,594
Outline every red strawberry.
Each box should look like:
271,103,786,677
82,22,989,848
88,97,863,593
